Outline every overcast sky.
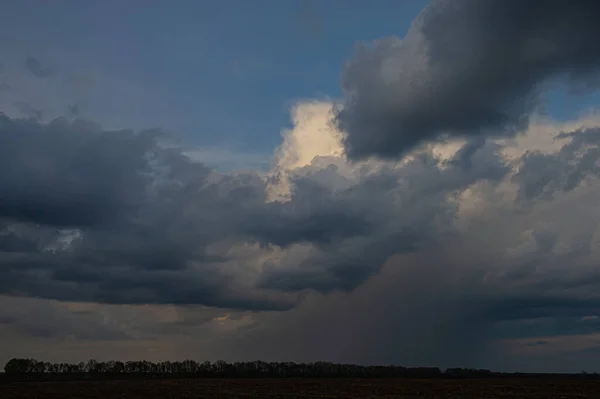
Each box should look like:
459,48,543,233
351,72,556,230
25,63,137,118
2,0,600,373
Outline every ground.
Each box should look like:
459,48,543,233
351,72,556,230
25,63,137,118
1,378,599,398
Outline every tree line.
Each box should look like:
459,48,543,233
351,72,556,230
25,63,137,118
3,358,498,379
5,358,598,380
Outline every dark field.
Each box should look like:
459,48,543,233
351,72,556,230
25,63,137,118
2,378,600,398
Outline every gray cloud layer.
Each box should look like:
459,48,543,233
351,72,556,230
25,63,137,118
1,110,600,338
336,0,600,160
0,113,496,310
0,115,280,309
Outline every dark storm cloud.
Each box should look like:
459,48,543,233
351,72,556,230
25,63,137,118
336,0,600,160
210,251,498,369
0,115,390,308
2,117,600,370
13,101,43,120
0,111,515,310
0,114,276,309
481,295,600,322
24,56,53,78
212,125,600,370
0,115,154,227
67,104,81,117
257,139,510,294
218,221,600,371
526,340,549,347
247,176,374,247
513,127,600,202
0,297,133,341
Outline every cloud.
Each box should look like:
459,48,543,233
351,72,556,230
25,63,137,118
208,108,600,371
512,127,600,203
0,100,509,311
0,296,132,341
0,116,156,227
67,104,81,118
13,101,42,120
526,340,549,347
183,146,270,171
0,293,261,363
0,295,244,343
267,100,344,201
4,1,600,369
1,99,600,370
0,114,288,310
335,0,600,160
24,56,53,78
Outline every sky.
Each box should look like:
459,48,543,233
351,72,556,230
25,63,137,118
0,0,427,168
2,0,600,373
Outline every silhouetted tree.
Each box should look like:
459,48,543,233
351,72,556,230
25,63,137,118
2,357,520,381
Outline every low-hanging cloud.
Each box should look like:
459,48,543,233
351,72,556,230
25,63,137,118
335,0,600,160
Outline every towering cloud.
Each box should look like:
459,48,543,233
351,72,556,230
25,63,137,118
335,0,600,160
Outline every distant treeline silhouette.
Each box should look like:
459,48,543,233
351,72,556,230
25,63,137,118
3,358,497,379
4,358,598,381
